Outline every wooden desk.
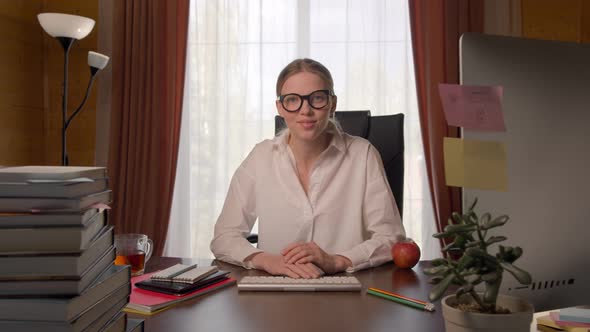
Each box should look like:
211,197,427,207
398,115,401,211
129,257,444,331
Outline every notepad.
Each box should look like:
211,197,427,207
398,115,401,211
150,264,218,284
137,270,231,295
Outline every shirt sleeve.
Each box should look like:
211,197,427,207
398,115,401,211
210,149,263,268
336,144,406,272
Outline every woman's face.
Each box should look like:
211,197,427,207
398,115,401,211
276,71,336,144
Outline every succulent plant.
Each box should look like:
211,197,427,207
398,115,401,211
424,198,532,313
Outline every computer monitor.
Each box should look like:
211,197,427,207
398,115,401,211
460,33,590,312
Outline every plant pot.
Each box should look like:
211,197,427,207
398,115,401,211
441,294,533,332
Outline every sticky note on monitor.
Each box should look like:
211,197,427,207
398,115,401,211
438,83,506,132
443,137,508,191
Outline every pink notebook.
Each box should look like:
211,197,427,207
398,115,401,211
125,271,236,315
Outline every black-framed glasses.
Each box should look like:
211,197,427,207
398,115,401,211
278,89,333,112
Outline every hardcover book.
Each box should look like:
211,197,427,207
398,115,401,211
0,210,106,253
551,311,590,327
0,208,102,228
125,318,145,332
0,283,129,332
0,264,130,321
0,247,116,296
0,225,114,278
0,190,111,212
0,166,107,182
537,314,589,332
0,178,108,198
560,308,590,324
101,311,127,332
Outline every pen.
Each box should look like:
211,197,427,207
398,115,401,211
367,288,435,312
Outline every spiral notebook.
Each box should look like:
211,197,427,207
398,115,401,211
150,264,218,284
136,270,231,295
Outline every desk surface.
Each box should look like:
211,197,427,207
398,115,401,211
128,257,444,332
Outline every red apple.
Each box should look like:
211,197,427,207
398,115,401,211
391,239,421,269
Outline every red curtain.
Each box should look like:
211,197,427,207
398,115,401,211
408,0,484,249
109,0,189,255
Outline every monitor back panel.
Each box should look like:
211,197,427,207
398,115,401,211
460,33,590,311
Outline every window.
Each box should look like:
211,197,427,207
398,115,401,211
165,0,440,260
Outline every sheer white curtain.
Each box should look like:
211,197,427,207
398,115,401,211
165,0,440,260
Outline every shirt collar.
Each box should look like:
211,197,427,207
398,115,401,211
272,120,346,153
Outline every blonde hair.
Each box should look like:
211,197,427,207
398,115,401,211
276,58,335,96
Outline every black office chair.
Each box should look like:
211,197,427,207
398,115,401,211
247,111,404,244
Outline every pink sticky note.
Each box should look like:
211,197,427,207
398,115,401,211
438,83,506,131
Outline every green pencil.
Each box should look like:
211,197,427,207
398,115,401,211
366,289,433,311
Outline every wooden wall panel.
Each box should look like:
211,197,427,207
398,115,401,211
0,1,45,165
96,0,113,167
522,0,583,42
0,0,99,166
582,0,590,42
484,0,522,37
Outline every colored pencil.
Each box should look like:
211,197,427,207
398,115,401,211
367,288,435,312
369,287,435,311
368,287,427,306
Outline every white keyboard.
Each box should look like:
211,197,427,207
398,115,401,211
237,275,362,292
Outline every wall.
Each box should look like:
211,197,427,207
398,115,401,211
0,0,99,166
4,1,584,167
96,0,113,167
522,0,590,43
0,1,45,165
485,0,590,43
484,0,522,37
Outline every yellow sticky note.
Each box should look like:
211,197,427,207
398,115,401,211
443,137,508,191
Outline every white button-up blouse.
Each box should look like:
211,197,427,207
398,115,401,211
210,124,405,272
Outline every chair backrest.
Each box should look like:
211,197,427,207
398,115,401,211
275,111,404,217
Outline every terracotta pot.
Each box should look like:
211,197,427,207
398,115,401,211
441,294,533,332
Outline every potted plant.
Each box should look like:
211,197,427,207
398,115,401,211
424,198,534,332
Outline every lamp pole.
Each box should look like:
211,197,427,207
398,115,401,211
38,13,103,167
37,13,99,166
64,68,99,140
57,37,76,166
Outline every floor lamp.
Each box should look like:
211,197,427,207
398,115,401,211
37,13,110,166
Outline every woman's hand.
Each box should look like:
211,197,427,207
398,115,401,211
281,242,352,274
249,252,324,278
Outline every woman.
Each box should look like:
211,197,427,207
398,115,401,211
210,58,405,278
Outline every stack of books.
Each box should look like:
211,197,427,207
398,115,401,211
125,264,236,315
537,307,590,332
0,166,134,331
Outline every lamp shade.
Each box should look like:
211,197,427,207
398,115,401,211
37,13,95,40
88,51,110,70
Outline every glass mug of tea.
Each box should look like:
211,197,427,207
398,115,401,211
114,233,153,276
